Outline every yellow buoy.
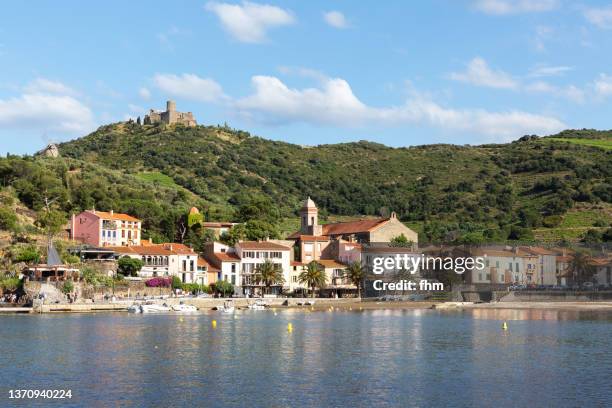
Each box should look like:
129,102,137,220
287,323,293,332
212,320,217,328
502,321,508,330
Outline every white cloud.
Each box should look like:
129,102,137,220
234,75,565,139
448,57,518,89
594,73,612,97
24,78,78,96
528,65,573,77
323,11,349,29
0,93,94,134
525,81,585,103
139,87,151,100
153,73,227,102
473,0,558,15
205,1,294,43
584,6,612,29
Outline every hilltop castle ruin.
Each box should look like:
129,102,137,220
143,100,197,127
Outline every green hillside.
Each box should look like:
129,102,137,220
1,122,611,245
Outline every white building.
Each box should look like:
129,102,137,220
204,241,292,296
110,242,205,284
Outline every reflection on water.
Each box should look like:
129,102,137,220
0,309,611,408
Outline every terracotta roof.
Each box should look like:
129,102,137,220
86,210,140,222
317,259,347,269
556,256,573,263
238,241,291,250
286,217,390,240
322,218,389,235
214,252,241,262
286,233,329,241
362,246,417,254
290,261,305,267
108,246,174,256
589,258,612,266
197,257,210,267
470,249,525,258
519,246,556,256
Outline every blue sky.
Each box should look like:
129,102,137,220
2,0,612,154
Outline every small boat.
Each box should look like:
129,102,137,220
172,302,198,313
305,300,316,306
247,299,268,310
140,302,172,313
221,300,235,313
127,304,142,313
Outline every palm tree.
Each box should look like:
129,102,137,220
344,261,364,298
255,259,284,295
299,261,327,298
567,251,594,285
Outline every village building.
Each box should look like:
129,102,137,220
70,210,141,247
287,197,418,263
590,257,612,287
202,222,237,238
109,241,205,284
143,100,197,127
203,240,292,296
467,248,535,285
520,246,558,285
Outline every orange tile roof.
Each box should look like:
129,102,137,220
87,210,140,222
556,256,573,263
317,259,347,269
470,249,525,257
108,246,174,256
286,233,330,241
519,246,556,256
214,252,241,262
322,218,389,235
287,218,390,239
589,258,612,266
238,241,291,250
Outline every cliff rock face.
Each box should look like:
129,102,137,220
37,143,60,158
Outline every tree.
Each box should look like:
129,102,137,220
255,259,284,295
215,280,234,297
14,246,41,264
390,233,413,247
298,261,327,298
344,261,364,298
36,209,66,237
117,257,144,277
566,252,594,285
0,206,18,232
582,229,603,244
62,279,74,294
171,275,183,290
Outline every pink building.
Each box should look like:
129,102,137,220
70,210,142,247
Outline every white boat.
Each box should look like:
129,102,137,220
171,303,198,313
140,303,172,313
305,300,316,306
248,299,268,310
221,300,235,313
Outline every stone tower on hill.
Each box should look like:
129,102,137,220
143,100,197,127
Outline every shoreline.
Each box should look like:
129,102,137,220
3,299,612,313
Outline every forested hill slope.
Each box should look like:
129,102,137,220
57,122,612,241
1,122,611,244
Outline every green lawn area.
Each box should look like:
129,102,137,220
135,171,179,188
547,137,612,150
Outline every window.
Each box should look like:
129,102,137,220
486,273,490,280
310,216,314,224
122,230,125,238
499,274,504,283
478,273,483,281
509,263,513,272
485,259,490,267
495,261,499,268
516,262,519,272
190,260,194,271
231,275,236,285
231,263,236,273
182,260,187,271
292,276,297,283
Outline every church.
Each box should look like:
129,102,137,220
287,197,419,264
